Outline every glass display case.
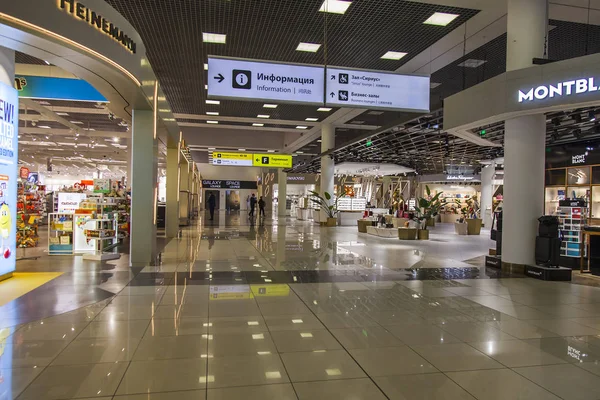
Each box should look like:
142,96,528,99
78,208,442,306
592,186,600,218
545,187,565,215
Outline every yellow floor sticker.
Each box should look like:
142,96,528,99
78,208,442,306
0,272,63,307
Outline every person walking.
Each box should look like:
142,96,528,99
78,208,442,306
249,193,257,218
258,196,266,217
208,193,216,220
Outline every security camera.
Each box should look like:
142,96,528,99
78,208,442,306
108,113,116,121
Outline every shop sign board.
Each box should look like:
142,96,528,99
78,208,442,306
202,180,258,190
518,78,600,103
446,175,475,181
14,76,107,102
287,174,319,185
0,81,18,277
207,56,325,105
252,154,292,168
19,167,30,179
212,152,253,166
325,67,430,112
58,193,87,213
93,179,111,193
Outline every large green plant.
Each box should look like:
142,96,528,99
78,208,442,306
415,185,444,230
309,190,339,219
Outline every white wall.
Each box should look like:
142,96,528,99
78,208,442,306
196,164,262,181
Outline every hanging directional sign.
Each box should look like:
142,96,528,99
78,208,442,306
325,67,430,112
252,154,292,168
211,152,253,166
207,56,325,105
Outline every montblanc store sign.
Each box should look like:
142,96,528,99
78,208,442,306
518,78,599,103
59,0,137,53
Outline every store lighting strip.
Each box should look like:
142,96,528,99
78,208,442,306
0,12,141,87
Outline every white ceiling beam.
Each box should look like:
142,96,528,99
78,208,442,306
19,127,129,138
174,113,317,126
177,122,301,133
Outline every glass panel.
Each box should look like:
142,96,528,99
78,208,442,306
593,166,600,185
546,169,566,185
593,186,600,219
545,187,565,215
567,167,591,185
566,187,590,203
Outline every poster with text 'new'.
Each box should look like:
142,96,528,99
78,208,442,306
0,81,18,278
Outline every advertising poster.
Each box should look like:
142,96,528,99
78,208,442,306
93,178,111,193
0,81,18,278
225,190,240,211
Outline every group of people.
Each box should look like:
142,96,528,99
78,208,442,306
206,192,265,220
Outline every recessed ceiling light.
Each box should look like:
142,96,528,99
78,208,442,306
208,147,216,150
205,84,208,90
267,150,276,153
296,42,321,52
296,151,304,154
424,12,459,26
207,120,219,124
206,111,219,116
56,112,69,116
204,63,209,70
296,126,308,129
70,120,84,124
38,125,51,129
381,51,407,60
319,0,352,14
202,32,226,44
305,117,318,122
263,104,278,108
430,82,442,89
163,118,175,121
206,100,220,105
159,108,170,112
317,139,322,142
252,123,264,127
317,107,332,112
257,115,270,118
239,148,246,151
458,59,487,68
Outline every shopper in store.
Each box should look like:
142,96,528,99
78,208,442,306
258,196,266,218
208,193,216,221
249,193,257,218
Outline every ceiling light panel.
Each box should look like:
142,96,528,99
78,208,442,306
296,42,321,52
202,32,227,44
381,51,407,60
206,111,219,116
206,100,220,105
305,118,318,121
263,104,278,108
424,12,459,26
319,0,352,14
257,115,270,118
252,123,264,127
317,108,332,112
458,59,487,68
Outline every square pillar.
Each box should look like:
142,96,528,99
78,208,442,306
165,146,179,238
129,109,158,266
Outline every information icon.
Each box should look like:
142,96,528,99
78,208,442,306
232,70,251,89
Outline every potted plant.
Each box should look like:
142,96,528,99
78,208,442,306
309,190,339,227
465,196,482,235
415,186,444,240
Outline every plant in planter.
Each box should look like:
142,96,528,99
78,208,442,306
414,186,444,238
455,197,482,235
309,190,339,227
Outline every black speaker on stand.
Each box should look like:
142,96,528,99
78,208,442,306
535,216,560,267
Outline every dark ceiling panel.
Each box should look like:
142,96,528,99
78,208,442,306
105,0,479,118
15,51,47,65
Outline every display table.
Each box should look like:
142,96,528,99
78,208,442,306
398,227,417,240
366,226,397,238
392,217,409,228
339,211,365,226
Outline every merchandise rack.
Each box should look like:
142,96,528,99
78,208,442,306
48,213,74,255
557,205,588,258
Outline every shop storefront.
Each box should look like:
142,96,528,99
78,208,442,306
418,174,482,223
201,179,258,211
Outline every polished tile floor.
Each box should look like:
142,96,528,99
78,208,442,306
1,212,600,399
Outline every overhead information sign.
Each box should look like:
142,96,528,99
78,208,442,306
212,152,253,166
253,154,292,168
208,56,325,105
325,67,430,112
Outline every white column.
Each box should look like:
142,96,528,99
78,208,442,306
277,170,287,218
501,0,548,268
129,110,158,266
320,123,335,221
480,163,495,228
165,146,179,237
0,47,15,86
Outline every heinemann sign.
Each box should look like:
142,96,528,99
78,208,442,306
58,0,137,54
518,78,599,103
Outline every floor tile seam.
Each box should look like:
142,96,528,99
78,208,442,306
287,285,391,400
435,321,520,343
508,363,580,399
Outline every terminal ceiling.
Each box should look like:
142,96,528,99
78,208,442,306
103,0,600,174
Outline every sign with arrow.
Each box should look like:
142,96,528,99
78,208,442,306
207,56,325,105
325,66,430,112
